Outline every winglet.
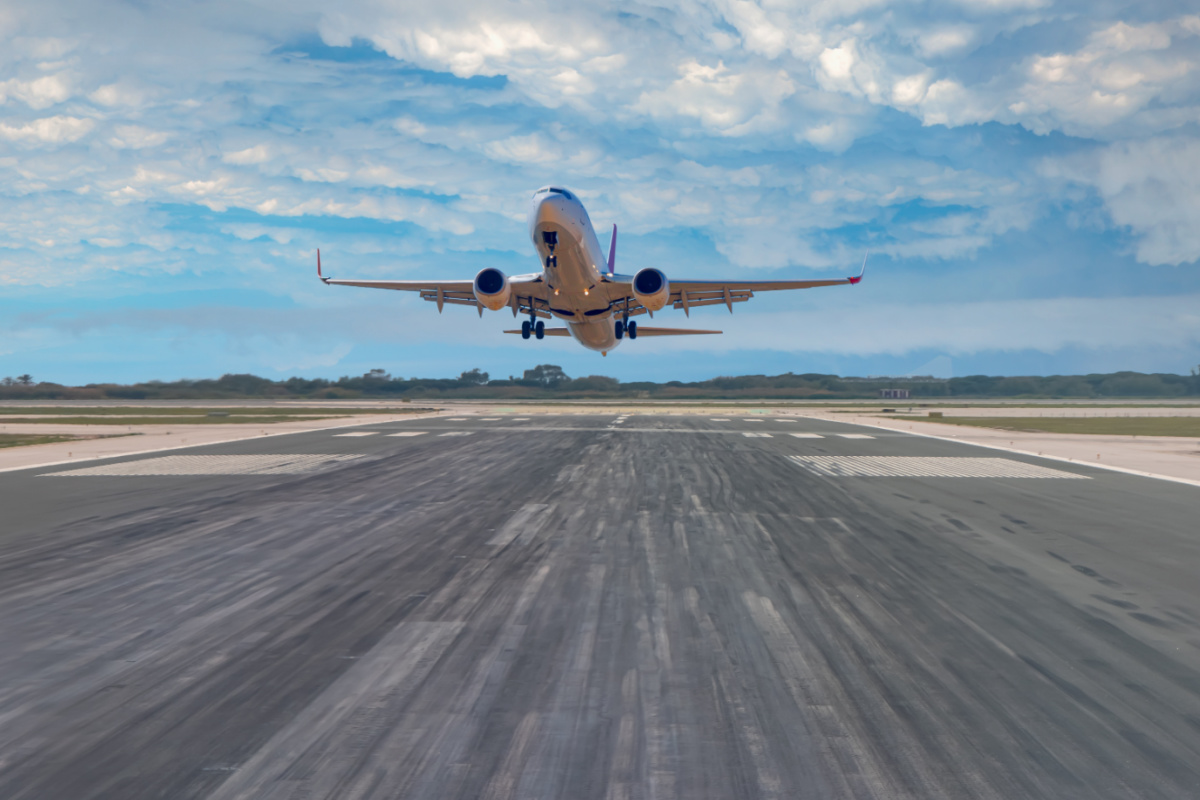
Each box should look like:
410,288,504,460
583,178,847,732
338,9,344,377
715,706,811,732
607,224,617,275
317,249,329,284
848,250,868,285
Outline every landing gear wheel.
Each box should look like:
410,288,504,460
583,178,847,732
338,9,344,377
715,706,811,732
521,320,531,340
535,320,545,340
627,321,638,340
614,320,624,340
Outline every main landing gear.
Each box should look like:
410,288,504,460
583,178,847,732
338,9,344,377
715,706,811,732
521,320,545,340
614,320,637,340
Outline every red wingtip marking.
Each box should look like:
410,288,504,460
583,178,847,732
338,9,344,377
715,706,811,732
848,275,861,285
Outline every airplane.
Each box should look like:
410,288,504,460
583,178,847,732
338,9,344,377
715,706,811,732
317,186,866,356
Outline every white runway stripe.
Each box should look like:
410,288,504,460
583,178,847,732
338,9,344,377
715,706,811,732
790,433,824,439
510,418,529,421
388,431,427,437
709,418,730,422
44,454,365,477
836,433,875,439
743,432,773,438
478,417,500,421
438,431,473,437
788,456,1089,479
334,431,378,437
444,417,467,421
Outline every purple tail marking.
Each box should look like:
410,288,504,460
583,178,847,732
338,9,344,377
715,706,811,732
607,224,617,274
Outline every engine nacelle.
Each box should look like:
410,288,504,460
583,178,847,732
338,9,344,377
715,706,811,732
473,268,511,311
632,268,670,312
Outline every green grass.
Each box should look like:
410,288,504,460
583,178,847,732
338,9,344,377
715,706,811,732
902,416,1200,437
0,406,426,416
0,433,88,448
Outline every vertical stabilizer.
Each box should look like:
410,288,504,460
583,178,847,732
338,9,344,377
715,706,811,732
607,224,617,275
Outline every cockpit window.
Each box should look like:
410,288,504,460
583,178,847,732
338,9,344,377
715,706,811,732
534,186,575,200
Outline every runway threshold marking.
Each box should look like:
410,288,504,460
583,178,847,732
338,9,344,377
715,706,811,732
788,456,1090,479
790,433,824,439
388,432,427,437
334,432,379,437
42,454,366,477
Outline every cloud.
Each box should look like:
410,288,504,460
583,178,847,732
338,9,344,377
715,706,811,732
1044,136,1200,265
0,115,93,144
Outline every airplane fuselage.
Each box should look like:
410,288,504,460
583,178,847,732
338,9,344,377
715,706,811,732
528,187,623,352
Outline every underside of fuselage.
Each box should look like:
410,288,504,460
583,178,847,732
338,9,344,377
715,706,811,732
529,189,621,352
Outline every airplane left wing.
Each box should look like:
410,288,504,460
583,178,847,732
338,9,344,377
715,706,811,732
603,255,866,317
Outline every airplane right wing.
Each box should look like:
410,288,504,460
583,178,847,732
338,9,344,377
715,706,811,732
317,250,555,318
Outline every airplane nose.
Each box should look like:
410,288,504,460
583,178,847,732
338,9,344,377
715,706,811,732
528,193,572,240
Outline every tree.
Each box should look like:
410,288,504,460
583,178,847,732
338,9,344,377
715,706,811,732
458,368,489,385
365,369,391,381
523,364,569,386
1,377,13,386
16,374,33,385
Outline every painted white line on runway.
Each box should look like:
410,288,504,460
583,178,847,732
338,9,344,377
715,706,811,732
787,455,1089,479
709,418,730,422
444,418,468,421
478,418,501,421
743,432,773,438
836,434,875,439
438,431,473,437
42,454,365,477
334,431,379,437
388,432,427,437
510,418,529,421
744,419,763,423
790,433,825,439
775,418,798,422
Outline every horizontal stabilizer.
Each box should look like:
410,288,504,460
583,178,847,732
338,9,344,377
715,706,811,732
504,328,572,336
628,327,722,336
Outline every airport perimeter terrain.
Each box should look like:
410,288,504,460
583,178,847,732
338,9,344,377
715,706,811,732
2,402,1199,798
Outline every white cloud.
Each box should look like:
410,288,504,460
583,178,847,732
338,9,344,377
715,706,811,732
0,115,93,144
0,73,71,108
1044,136,1200,265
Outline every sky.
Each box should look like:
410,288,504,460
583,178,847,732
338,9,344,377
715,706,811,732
1,0,1199,384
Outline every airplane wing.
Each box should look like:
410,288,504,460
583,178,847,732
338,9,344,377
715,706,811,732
604,255,866,318
317,251,554,318
503,327,722,336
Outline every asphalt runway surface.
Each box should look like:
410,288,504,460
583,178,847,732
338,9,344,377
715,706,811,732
1,413,1199,799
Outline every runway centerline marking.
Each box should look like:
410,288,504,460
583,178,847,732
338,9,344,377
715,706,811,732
444,417,467,421
388,432,427,437
788,455,1090,479
478,418,501,421
743,432,773,438
790,433,825,438
836,434,875,439
709,418,730,421
42,454,366,477
438,431,473,437
334,432,379,437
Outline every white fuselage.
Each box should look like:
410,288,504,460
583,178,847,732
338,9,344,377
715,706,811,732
528,188,622,352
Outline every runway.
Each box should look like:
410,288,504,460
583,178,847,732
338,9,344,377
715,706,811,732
1,413,1199,799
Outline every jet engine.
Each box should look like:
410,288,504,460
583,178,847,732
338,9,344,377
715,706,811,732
632,267,670,312
473,268,511,311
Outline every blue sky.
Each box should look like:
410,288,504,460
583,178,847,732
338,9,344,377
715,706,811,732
1,0,1198,384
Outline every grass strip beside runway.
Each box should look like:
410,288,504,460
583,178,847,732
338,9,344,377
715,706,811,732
903,415,1200,437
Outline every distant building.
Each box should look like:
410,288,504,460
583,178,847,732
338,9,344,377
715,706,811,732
880,388,910,399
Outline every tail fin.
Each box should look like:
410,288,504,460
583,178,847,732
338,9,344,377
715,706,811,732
607,224,617,275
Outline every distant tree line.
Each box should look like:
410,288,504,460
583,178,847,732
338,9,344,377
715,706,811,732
1,367,1199,400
